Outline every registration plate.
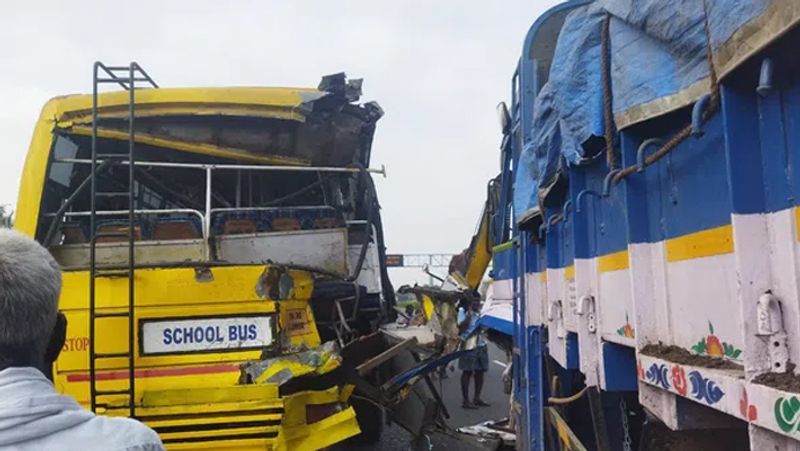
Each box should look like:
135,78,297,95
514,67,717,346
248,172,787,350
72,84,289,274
140,315,274,356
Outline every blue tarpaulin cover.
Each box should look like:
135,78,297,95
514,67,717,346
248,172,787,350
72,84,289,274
515,0,797,223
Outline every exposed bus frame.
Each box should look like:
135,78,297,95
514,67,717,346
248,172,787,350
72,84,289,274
53,157,385,240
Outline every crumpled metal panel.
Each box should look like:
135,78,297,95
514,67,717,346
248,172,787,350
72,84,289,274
241,340,341,385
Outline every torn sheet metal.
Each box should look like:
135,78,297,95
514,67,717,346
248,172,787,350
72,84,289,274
279,385,361,450
338,331,449,436
456,419,516,447
381,323,439,348
241,340,341,385
62,73,383,168
394,285,477,353
318,72,363,102
66,125,310,166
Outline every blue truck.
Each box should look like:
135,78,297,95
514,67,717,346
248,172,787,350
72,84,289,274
486,1,800,449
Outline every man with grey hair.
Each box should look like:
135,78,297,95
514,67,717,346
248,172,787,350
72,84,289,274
0,229,163,450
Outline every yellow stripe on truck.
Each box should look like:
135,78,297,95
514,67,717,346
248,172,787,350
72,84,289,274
598,249,629,273
665,224,734,262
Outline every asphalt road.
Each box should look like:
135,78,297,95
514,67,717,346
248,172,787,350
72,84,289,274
339,343,509,451
441,342,509,429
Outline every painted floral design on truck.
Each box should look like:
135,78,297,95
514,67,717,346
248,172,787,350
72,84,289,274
616,312,635,338
775,396,800,433
690,321,742,360
688,370,725,404
739,388,757,422
671,366,687,396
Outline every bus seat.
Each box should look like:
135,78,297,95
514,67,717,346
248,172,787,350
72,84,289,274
312,217,340,229
211,207,346,236
61,222,87,245
96,221,143,243
152,219,202,240
223,218,257,235
271,217,301,231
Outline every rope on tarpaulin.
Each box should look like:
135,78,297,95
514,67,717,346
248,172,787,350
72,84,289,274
601,14,618,172
596,0,721,186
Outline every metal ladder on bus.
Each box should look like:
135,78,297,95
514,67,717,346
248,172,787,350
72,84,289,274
88,62,158,417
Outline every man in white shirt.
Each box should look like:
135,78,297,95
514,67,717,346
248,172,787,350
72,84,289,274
0,229,163,451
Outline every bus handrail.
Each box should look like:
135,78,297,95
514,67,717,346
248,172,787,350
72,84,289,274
51,157,386,244
53,158,387,175
209,205,335,213
53,160,384,239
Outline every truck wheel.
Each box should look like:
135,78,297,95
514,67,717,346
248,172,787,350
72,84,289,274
350,397,384,444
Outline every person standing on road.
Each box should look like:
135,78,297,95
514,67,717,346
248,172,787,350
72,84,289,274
457,298,490,409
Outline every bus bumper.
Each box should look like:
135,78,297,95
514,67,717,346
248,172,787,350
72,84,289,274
137,383,360,450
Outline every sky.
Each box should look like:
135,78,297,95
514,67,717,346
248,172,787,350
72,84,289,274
0,0,560,286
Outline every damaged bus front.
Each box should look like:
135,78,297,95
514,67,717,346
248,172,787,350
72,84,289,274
14,67,394,450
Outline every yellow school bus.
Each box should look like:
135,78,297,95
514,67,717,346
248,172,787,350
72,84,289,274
14,64,392,450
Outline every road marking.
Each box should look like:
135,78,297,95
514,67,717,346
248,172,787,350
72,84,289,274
493,360,508,369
